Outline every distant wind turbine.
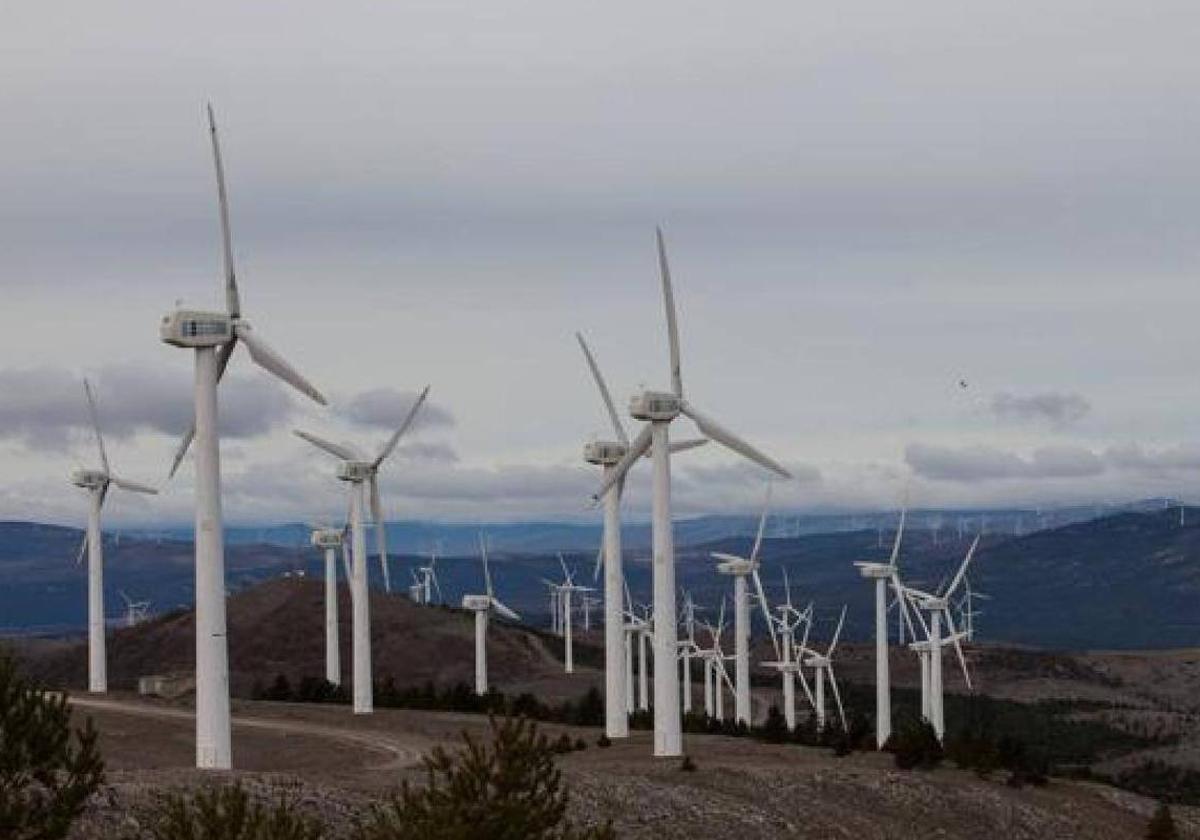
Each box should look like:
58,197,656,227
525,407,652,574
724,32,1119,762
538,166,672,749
72,379,157,693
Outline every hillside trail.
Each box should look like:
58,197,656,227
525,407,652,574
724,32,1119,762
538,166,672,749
68,695,425,771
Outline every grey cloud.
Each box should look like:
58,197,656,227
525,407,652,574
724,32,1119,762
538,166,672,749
990,391,1091,428
338,388,455,433
1104,444,1200,476
0,364,295,451
905,443,1104,483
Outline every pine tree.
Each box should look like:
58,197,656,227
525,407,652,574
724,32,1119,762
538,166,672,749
355,716,614,840
0,653,104,839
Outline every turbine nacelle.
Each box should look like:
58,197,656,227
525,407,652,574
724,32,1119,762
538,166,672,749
629,389,680,422
159,309,234,348
583,440,627,466
310,528,344,549
336,461,375,483
462,594,492,612
918,595,950,611
71,469,108,490
804,654,831,668
855,561,893,580
714,555,758,576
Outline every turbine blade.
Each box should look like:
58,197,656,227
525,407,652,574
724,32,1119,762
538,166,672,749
944,534,982,597
207,103,241,319
167,338,237,479
944,609,973,690
491,598,520,622
592,544,603,582
796,663,817,710
656,226,683,398
667,438,707,454
575,332,628,445
294,430,357,461
709,552,748,564
480,533,493,597
750,483,772,564
593,423,652,501
827,666,848,731
75,532,87,566
751,568,779,659
679,402,790,479
828,605,847,655
110,476,158,495
234,324,326,404
888,507,907,566
82,379,110,475
374,385,430,468
370,475,391,593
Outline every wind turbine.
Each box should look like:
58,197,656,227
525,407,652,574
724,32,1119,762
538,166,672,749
760,570,814,731
294,386,430,715
902,536,979,739
576,331,704,740
592,228,792,756
554,555,593,674
310,525,346,686
853,507,914,748
160,106,327,769
295,385,430,595
711,485,779,725
462,535,521,695
72,379,158,693
118,590,152,629
415,553,442,605
678,591,701,714
803,606,848,732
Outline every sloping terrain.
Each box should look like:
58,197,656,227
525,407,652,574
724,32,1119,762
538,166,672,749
19,578,574,696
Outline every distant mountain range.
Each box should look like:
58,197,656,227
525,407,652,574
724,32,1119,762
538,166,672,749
3,500,1198,651
110,501,1151,554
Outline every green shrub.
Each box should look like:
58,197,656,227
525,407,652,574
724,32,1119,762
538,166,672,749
141,783,323,840
0,653,104,840
679,756,697,772
354,717,614,840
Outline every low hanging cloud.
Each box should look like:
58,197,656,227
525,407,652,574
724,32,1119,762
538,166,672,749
338,387,455,432
905,443,1104,482
990,391,1091,428
0,364,295,450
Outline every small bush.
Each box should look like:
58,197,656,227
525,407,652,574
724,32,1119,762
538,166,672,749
1146,802,1178,839
889,713,944,771
596,735,611,748
679,756,697,773
354,717,614,840
573,738,587,752
0,653,104,840
140,783,322,840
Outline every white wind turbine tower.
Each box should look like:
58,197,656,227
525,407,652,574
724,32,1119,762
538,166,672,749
72,379,158,693
576,332,704,739
161,106,327,769
679,591,701,714
902,535,979,739
854,508,914,748
554,555,593,674
462,535,521,695
803,606,848,732
711,486,780,725
310,525,346,686
593,228,792,756
118,590,152,629
294,386,430,714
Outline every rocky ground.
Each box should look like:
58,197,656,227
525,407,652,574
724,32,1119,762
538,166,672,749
65,695,1200,839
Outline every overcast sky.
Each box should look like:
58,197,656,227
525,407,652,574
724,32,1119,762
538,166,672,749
2,1,1199,526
